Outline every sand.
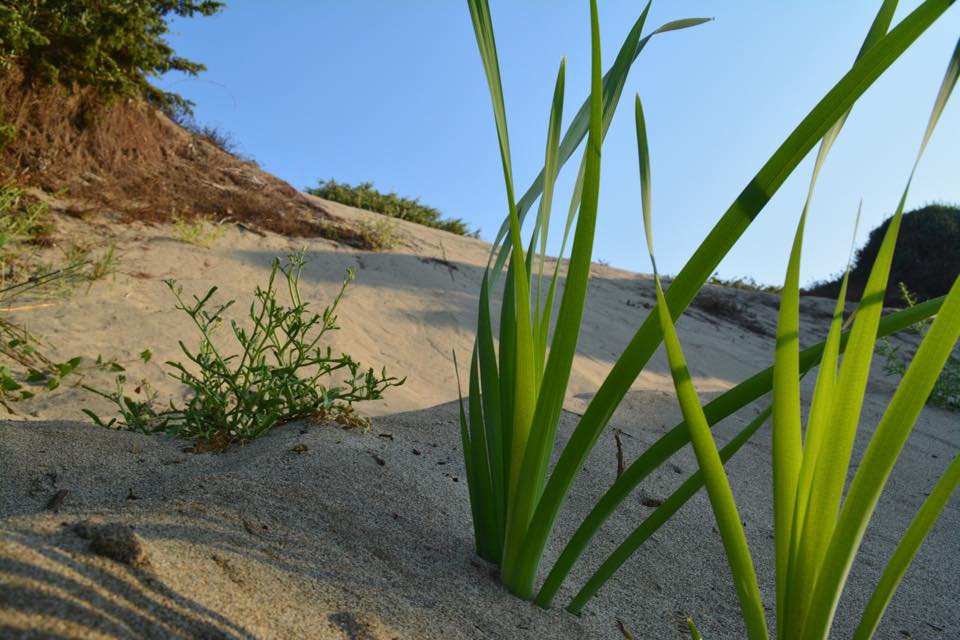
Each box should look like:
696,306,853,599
1,198,957,638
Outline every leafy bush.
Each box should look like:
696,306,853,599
805,204,960,305
307,179,475,237
84,253,403,446
0,1,223,115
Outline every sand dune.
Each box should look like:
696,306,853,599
1,199,957,639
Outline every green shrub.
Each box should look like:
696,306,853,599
83,253,403,445
0,1,223,115
307,179,475,237
805,204,960,305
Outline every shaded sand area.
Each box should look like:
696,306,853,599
1,198,958,638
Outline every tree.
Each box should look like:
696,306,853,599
0,0,223,115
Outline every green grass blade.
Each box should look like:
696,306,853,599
454,351,485,555
772,205,806,636
515,0,955,586
653,277,768,639
853,454,960,640
469,345,498,561
533,59,567,376
499,258,517,485
477,274,506,549
504,0,605,596
804,273,960,639
566,406,772,614
637,87,766,638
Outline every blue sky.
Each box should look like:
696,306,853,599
156,2,959,288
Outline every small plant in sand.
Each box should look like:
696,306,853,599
458,0,956,621
356,216,399,251
84,253,403,446
171,211,228,248
648,34,959,637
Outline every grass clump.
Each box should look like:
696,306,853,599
307,179,475,237
171,212,228,248
459,0,955,625
84,253,403,446
356,217,398,251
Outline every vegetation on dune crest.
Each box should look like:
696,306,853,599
307,178,475,237
459,1,958,637
0,0,223,116
805,204,960,305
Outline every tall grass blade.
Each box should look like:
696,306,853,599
533,60,566,380
454,351,485,555
469,346,498,561
638,92,767,639
477,274,506,553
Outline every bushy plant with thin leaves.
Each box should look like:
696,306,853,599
307,178,474,237
458,0,956,614
642,31,959,640
84,253,403,445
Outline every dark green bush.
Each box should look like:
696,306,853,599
307,179,476,237
805,204,960,305
0,0,223,115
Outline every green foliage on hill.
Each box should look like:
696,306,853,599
805,204,960,306
0,0,223,115
307,179,476,237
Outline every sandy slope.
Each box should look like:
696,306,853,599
1,198,957,639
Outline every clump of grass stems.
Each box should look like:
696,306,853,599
84,253,403,445
643,29,959,639
458,0,955,616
